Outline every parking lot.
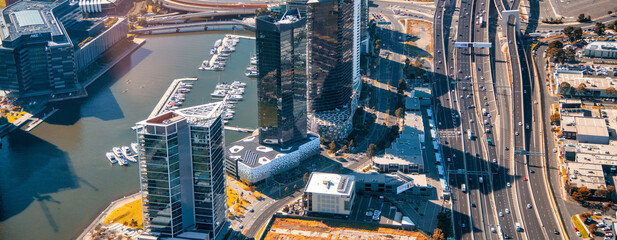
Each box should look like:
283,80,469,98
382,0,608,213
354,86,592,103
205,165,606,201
349,194,400,225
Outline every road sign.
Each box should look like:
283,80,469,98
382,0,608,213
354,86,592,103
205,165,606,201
454,42,492,48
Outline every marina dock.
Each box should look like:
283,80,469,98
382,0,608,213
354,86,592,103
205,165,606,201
148,77,198,118
224,126,255,133
200,34,246,71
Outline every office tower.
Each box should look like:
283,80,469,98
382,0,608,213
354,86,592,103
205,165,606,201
286,0,308,17
306,0,361,140
256,9,308,147
135,102,227,239
0,0,83,100
360,0,369,53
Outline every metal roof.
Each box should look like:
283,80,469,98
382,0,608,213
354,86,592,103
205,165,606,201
14,10,44,27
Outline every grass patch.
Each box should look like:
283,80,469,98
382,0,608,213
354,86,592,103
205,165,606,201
103,199,143,229
5,111,27,123
572,215,590,238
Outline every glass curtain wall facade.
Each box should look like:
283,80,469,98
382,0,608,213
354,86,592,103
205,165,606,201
306,0,355,113
136,103,227,239
137,115,188,237
256,10,308,147
190,117,227,238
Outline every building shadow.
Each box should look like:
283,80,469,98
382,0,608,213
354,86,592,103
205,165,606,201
0,129,78,232
45,48,152,125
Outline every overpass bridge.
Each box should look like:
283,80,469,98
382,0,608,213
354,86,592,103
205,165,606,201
130,20,255,35
146,10,256,24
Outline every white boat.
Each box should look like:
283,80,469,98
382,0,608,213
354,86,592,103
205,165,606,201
112,147,128,166
131,143,139,154
232,81,247,87
198,66,205,70
213,66,224,71
122,146,133,156
246,65,257,71
181,83,192,88
170,106,179,110
211,90,227,98
210,48,217,55
223,113,234,119
230,89,244,95
223,120,229,124
214,39,223,48
229,94,244,101
106,152,118,164
220,53,230,57
216,84,231,90
122,146,137,162
249,59,257,65
245,71,258,77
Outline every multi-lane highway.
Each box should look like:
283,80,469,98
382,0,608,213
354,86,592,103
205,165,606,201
433,0,567,238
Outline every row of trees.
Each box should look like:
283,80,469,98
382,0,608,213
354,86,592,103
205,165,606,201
571,185,616,202
577,14,592,23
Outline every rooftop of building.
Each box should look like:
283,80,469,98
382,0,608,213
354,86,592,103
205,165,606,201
412,87,432,98
138,102,223,127
584,41,617,52
555,70,617,91
566,162,606,190
376,111,424,166
227,132,318,168
0,0,65,43
304,172,355,196
565,142,617,166
575,117,609,137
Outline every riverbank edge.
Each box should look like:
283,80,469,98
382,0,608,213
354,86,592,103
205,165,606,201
76,192,141,240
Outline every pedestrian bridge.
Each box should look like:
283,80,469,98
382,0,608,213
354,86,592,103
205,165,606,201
130,20,255,35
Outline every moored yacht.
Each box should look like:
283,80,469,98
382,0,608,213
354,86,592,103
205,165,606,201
106,152,117,164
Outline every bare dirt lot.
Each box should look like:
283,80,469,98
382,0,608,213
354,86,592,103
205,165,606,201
265,218,429,240
401,19,433,61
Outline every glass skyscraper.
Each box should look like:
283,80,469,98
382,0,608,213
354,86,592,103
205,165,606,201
305,0,361,114
135,102,227,239
256,9,308,147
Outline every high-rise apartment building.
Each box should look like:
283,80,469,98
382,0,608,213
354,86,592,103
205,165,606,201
305,0,361,140
135,102,227,239
256,9,308,147
0,0,83,100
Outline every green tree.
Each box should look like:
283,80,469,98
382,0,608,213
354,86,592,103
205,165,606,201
341,145,348,153
577,83,587,95
550,113,561,125
605,87,617,96
559,82,571,94
572,186,592,202
398,79,407,94
595,22,606,36
548,40,563,49
329,141,336,151
395,107,404,119
367,144,376,158
564,26,583,42
433,228,446,240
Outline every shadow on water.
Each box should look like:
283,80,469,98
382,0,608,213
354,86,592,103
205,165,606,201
47,47,152,125
0,129,78,230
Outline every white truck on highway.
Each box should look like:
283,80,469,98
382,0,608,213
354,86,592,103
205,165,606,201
482,108,488,116
462,184,467,193
467,129,473,140
516,222,523,232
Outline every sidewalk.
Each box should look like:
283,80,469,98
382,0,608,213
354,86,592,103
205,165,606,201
77,192,141,240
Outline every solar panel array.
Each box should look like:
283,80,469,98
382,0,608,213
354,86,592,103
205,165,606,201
243,150,257,167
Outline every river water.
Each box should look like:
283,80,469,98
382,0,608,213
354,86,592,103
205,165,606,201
0,31,257,240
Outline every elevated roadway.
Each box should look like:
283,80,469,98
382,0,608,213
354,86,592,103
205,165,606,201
129,20,255,34
146,10,255,24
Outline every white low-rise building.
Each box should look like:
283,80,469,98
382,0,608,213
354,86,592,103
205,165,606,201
303,173,356,216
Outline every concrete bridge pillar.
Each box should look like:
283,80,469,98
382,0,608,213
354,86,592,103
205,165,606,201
232,25,236,30
176,28,180,33
204,26,208,31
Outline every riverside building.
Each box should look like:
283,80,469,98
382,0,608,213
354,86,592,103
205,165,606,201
306,0,362,141
135,103,227,239
0,0,83,100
